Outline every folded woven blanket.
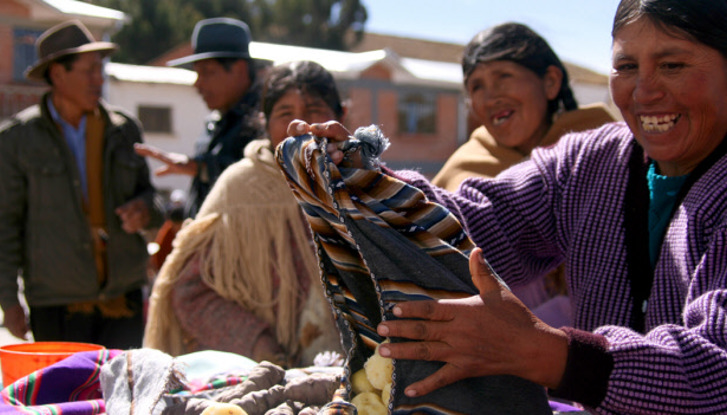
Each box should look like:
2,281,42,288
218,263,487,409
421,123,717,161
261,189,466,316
275,127,551,415
0,349,122,415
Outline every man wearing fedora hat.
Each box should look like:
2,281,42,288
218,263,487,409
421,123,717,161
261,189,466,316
134,17,264,218
0,20,163,349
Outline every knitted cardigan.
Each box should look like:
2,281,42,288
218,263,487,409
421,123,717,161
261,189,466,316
276,130,551,415
402,122,727,414
432,104,614,319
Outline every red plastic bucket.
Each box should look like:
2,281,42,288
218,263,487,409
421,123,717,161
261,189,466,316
0,342,104,386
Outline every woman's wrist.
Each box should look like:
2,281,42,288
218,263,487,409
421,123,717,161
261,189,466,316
527,325,569,389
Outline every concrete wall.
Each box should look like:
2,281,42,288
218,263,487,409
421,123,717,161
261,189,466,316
105,69,613,185
106,78,208,197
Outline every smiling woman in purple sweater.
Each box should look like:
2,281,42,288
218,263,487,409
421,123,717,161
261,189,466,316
285,0,727,413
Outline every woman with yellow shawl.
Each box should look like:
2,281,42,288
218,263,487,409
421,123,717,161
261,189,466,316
433,22,614,191
433,23,615,327
143,61,345,367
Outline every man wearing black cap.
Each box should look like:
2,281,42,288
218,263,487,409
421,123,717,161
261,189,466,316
0,20,164,349
135,17,264,218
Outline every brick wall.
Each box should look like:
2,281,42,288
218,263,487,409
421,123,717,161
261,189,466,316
0,1,29,18
341,64,465,176
0,85,46,119
0,25,14,84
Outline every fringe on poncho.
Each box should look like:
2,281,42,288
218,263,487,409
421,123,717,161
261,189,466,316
144,139,334,361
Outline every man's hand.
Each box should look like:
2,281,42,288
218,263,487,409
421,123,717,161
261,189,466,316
3,304,28,340
375,248,569,397
134,143,198,177
115,197,151,233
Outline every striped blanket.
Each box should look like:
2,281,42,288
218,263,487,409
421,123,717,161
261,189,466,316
0,349,121,415
275,128,551,415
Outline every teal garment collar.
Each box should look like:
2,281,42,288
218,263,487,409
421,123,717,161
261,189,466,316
646,162,687,266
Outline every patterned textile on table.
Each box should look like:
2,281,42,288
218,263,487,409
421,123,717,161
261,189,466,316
0,349,122,415
100,349,345,415
275,127,551,415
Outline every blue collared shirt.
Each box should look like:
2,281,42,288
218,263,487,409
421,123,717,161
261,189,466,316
47,97,88,200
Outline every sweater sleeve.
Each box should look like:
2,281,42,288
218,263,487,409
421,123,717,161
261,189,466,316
549,328,613,408
591,230,727,414
392,159,565,289
171,252,276,358
395,128,727,414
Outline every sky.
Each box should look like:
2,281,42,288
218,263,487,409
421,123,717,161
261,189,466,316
360,0,622,75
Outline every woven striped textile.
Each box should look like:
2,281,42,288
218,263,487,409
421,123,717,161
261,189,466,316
0,349,121,415
275,130,551,415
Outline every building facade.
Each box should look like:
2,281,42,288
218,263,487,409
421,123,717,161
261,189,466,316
1,0,615,194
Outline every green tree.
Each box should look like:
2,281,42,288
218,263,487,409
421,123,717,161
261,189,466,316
86,0,367,64
258,0,367,50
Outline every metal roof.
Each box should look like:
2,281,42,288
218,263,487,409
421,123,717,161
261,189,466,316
106,62,197,85
39,0,126,21
107,41,463,89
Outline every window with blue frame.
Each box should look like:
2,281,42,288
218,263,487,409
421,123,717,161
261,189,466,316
14,28,43,81
397,92,436,134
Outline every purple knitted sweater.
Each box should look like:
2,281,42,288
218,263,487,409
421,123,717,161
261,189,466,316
397,122,727,414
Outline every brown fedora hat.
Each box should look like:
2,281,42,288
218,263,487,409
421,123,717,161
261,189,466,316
25,20,117,82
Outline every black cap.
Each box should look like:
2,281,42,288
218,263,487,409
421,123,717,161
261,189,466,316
167,17,252,67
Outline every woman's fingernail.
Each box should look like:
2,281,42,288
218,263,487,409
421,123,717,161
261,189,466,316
378,345,391,357
393,306,402,317
296,123,305,133
405,388,417,397
378,324,389,336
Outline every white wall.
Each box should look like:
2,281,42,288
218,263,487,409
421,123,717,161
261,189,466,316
571,82,620,120
106,79,208,197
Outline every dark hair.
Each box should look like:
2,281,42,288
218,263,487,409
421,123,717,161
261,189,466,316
462,22,578,117
262,60,344,123
215,57,257,85
43,53,80,85
612,0,727,59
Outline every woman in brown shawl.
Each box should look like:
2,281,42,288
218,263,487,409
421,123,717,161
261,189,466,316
434,22,614,190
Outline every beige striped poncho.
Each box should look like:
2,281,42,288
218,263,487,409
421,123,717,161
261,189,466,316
144,139,340,366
